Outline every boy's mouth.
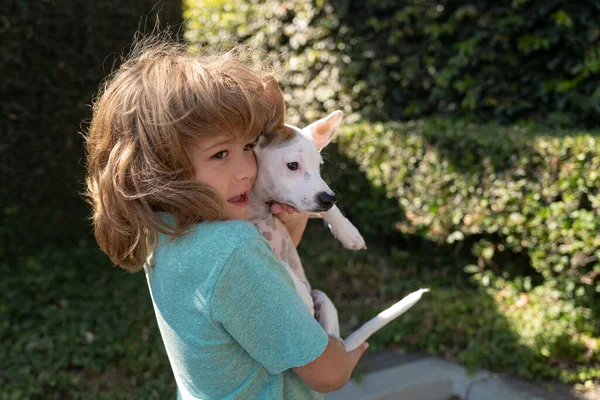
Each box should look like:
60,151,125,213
228,191,250,207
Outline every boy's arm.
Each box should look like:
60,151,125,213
293,338,369,393
213,225,368,392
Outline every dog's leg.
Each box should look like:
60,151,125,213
312,290,340,338
321,205,366,250
251,215,315,314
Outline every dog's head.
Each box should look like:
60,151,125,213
255,98,343,213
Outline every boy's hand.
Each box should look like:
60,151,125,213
293,338,369,393
271,202,299,217
347,342,369,373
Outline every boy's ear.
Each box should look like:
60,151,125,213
261,76,293,145
306,111,343,151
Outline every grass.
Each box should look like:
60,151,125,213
1,242,174,399
2,216,598,399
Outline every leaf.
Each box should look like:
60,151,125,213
552,10,574,28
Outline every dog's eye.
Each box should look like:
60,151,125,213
287,162,299,171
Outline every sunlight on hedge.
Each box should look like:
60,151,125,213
183,0,600,125
318,119,600,385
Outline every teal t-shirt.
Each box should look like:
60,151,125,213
143,217,329,399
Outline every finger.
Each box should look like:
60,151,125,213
271,202,284,214
278,212,289,221
348,342,369,370
272,205,290,221
282,204,299,214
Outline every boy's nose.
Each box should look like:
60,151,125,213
235,155,257,182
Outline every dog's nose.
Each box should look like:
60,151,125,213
315,192,337,210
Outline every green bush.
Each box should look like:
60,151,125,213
184,0,339,125
298,223,600,386
323,119,600,313
184,0,600,126
0,1,183,254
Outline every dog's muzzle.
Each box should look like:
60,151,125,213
315,192,337,211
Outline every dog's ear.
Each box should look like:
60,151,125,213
260,76,294,146
307,111,343,151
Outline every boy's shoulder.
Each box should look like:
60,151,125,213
157,217,264,256
152,218,269,280
190,219,263,246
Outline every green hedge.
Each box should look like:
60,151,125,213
322,119,600,312
1,2,184,397
300,225,600,385
1,1,183,254
184,0,600,126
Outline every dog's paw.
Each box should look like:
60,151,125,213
329,219,367,250
312,290,340,338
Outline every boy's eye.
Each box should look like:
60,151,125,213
287,162,299,171
212,150,228,159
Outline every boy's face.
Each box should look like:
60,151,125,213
188,135,257,221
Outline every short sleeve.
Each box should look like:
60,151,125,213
211,236,329,375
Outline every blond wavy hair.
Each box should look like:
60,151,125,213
85,36,277,272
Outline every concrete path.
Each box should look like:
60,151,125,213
324,350,598,400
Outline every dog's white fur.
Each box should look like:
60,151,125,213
248,109,365,338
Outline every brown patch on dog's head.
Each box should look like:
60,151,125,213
260,76,295,146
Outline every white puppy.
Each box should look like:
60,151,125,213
247,80,365,338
